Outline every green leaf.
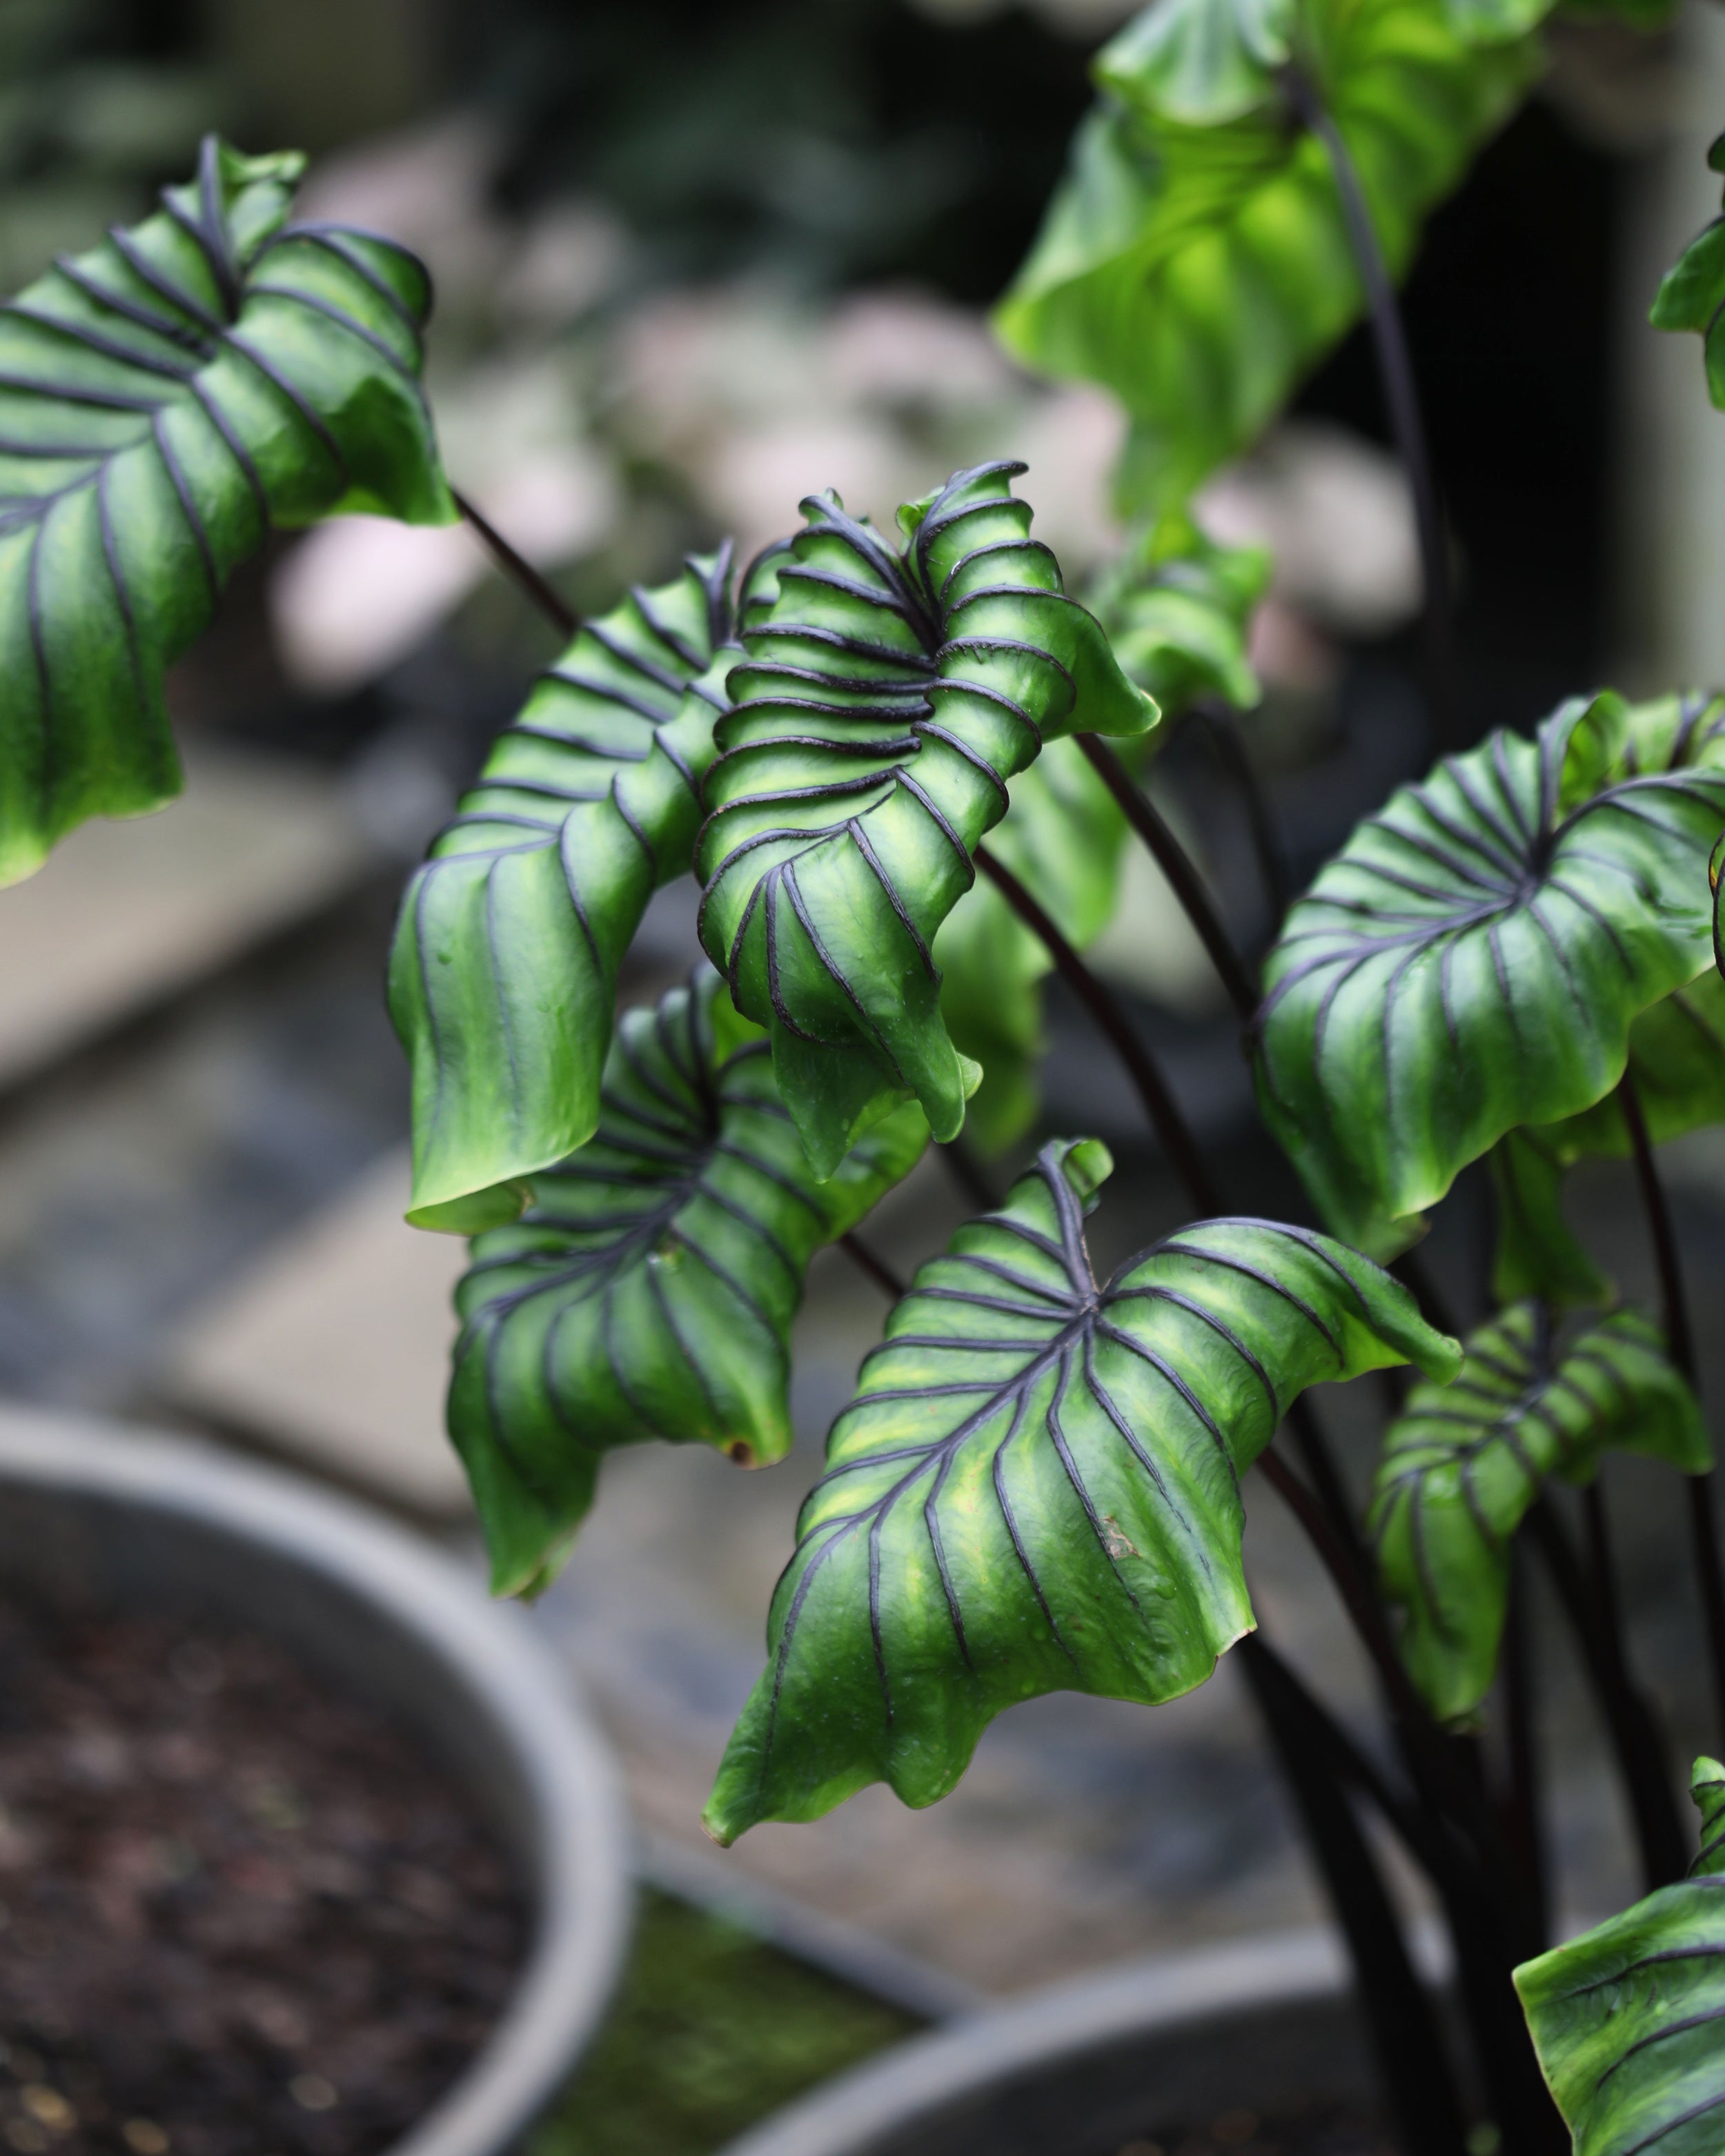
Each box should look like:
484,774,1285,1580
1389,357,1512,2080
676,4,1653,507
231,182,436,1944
1516,1757,1725,2155
1652,135,1725,411
696,460,1156,1178
1254,691,1725,1257
995,8,1534,517
1096,0,1297,127
1090,509,1268,717
391,548,742,1233
447,968,929,1599
704,1137,1459,1843
1372,1303,1708,1725
1486,1129,1612,1309
0,132,453,887
934,737,1132,1156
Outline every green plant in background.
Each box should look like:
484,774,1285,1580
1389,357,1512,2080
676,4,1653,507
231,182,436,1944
25,0,1725,2145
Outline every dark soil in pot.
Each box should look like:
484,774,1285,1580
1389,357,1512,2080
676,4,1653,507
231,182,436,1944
1111,2104,1397,2156
0,1597,524,2156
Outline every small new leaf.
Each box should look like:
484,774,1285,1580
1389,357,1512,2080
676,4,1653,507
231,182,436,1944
1372,1304,1708,1725
705,1138,1458,1843
1090,511,1268,718
0,134,453,884
391,549,739,1232
448,969,928,1599
1255,691,1725,1256
697,460,1154,1177
1652,134,1725,411
1516,1759,1725,2155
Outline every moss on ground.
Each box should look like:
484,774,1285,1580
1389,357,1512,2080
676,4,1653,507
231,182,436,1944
529,1889,923,2156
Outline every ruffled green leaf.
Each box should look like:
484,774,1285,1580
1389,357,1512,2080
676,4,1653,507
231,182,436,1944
1372,1304,1708,1725
704,1138,1459,1843
448,968,928,1599
1487,1129,1612,1309
391,549,740,1233
1254,691,1725,1257
0,132,453,886
934,738,1132,1156
696,461,1156,1178
1090,511,1268,717
1516,1758,1725,2155
996,6,1534,516
1652,133,1725,411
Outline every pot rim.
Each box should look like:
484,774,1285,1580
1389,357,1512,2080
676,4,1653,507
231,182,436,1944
0,1404,633,2156
716,1927,1356,2156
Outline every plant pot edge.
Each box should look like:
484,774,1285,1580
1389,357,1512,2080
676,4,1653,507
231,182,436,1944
716,1924,1370,2156
0,1403,635,2156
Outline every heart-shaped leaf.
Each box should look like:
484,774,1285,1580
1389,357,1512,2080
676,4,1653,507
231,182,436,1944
704,1137,1459,1842
391,549,742,1233
1516,1758,1725,2155
934,738,1132,1156
995,9,1533,515
1254,691,1725,1257
1652,132,1725,410
696,460,1156,1178
1090,510,1268,717
1372,1304,1709,1726
447,967,928,1599
1488,960,1725,1308
0,133,453,887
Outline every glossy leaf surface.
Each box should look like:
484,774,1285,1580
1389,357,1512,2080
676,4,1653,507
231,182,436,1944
1372,1304,1708,1725
448,969,928,1599
697,461,1155,1177
1651,133,1725,410
1255,691,1725,1256
705,1138,1459,1842
1517,1759,1725,2155
996,6,1532,515
391,550,738,1232
0,133,452,885
1090,511,1268,717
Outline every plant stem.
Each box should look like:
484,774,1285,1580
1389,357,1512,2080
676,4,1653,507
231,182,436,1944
1501,1548,1548,1946
453,487,578,638
838,1232,906,1300
1619,1071,1725,1743
1192,700,1291,927
1238,1637,1472,2156
1525,1498,1686,1889
974,845,1223,1214
1074,735,1259,1021
1280,69,1457,744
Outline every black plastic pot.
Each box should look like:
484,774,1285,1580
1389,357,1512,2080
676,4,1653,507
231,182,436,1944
718,1928,1378,2156
0,1407,633,2156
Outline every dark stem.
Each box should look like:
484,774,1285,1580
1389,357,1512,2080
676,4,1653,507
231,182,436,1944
838,1232,906,1300
1280,68,1457,744
1524,1497,1686,1889
1074,735,1259,1021
1237,1637,1472,2156
1287,1394,1369,1567
975,845,1223,1215
1500,1547,1548,1946
1192,700,1291,927
453,487,578,639
1619,1071,1725,1742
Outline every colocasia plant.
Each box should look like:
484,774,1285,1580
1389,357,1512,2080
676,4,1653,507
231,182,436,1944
21,0,1725,2142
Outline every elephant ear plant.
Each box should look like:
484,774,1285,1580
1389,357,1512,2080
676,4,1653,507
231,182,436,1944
32,12,1725,2153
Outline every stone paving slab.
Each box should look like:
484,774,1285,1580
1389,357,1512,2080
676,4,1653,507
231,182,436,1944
162,1148,471,1516
0,749,373,1093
